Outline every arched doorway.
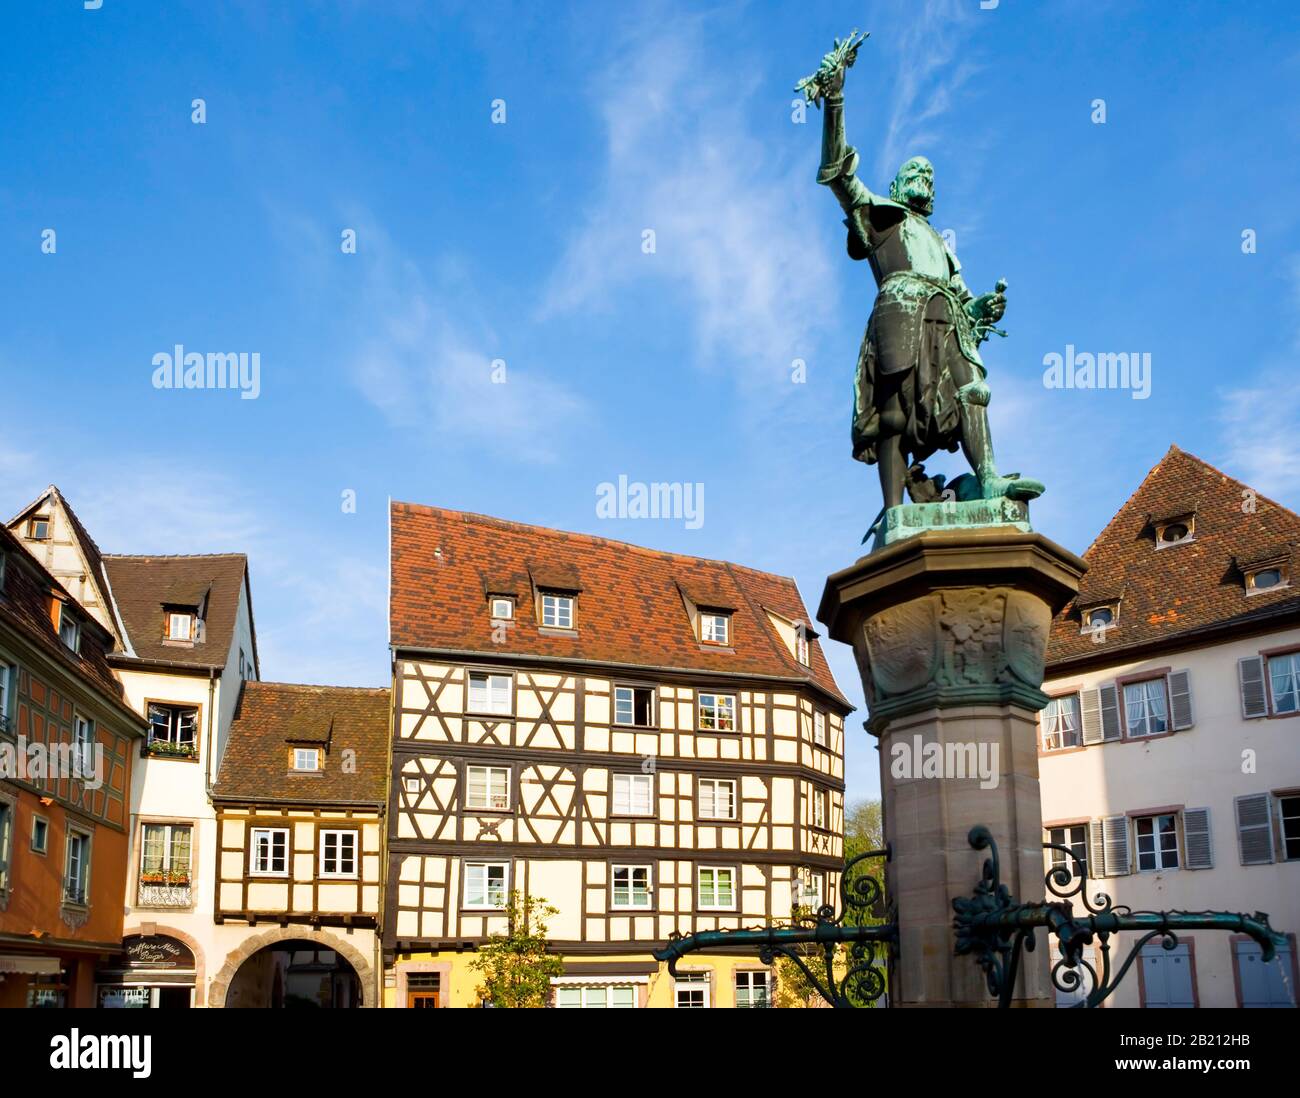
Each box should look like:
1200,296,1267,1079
209,928,374,1008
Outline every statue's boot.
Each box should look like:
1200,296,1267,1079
981,473,1045,501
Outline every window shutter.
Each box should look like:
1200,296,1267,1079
1237,656,1268,719
1234,793,1274,865
1101,815,1129,876
1080,689,1103,745
1089,819,1107,878
1167,670,1194,730
1098,684,1122,741
1183,807,1213,869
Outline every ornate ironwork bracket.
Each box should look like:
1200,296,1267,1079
652,848,896,1007
953,824,1290,1008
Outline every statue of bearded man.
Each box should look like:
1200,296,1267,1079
800,33,1042,513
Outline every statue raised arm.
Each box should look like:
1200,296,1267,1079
798,32,1042,532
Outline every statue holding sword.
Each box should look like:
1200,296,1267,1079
798,32,1042,516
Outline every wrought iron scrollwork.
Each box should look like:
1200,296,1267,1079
653,847,896,1008
954,825,1289,1008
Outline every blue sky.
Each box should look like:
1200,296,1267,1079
2,1,1298,802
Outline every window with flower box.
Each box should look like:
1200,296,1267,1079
137,823,193,907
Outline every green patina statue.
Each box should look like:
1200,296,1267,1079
798,33,1044,545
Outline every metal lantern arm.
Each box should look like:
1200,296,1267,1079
953,825,1290,1008
652,848,896,1008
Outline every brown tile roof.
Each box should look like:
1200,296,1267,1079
213,681,390,806
389,503,850,708
102,553,253,671
1048,445,1300,669
0,524,144,728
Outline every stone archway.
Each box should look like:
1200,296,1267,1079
208,928,375,1008
120,924,207,1007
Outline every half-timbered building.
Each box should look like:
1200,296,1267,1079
0,523,148,1006
385,503,852,1007
7,487,260,1007
210,681,389,1007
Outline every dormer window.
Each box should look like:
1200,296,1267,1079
57,606,80,652
1154,514,1194,548
1079,603,1118,635
795,626,810,666
540,593,573,630
700,612,730,646
489,596,514,621
291,747,321,772
1245,564,1290,596
28,516,51,540
167,611,195,641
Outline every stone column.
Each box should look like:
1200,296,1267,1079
818,528,1085,1007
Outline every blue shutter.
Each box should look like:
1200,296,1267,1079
1140,943,1195,1007
1236,941,1297,1007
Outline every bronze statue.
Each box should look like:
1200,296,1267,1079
799,33,1043,518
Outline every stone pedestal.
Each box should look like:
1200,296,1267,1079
818,528,1085,1007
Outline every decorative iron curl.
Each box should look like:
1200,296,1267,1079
654,846,894,1008
955,826,1289,1008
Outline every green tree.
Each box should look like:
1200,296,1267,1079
469,891,564,1008
775,798,887,1008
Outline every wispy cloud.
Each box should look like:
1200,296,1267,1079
339,217,587,464
539,17,837,394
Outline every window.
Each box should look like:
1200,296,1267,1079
466,765,510,811
612,772,654,816
166,612,194,641
1139,941,1194,1008
794,867,824,910
139,823,192,902
700,612,730,645
613,685,655,727
403,776,421,796
698,692,736,733
795,625,810,666
555,984,637,1009
1135,814,1179,872
1235,940,1297,1007
1046,824,1088,879
319,830,358,878
58,608,80,652
489,596,514,621
291,747,320,771
464,861,508,908
28,515,50,540
251,827,289,876
813,710,827,747
147,703,198,757
73,715,94,779
1154,517,1194,548
0,801,12,893
0,660,10,731
735,971,771,1008
812,788,828,831
1278,795,1300,862
1041,694,1081,751
467,671,512,715
611,864,652,909
540,593,573,629
64,829,90,905
31,815,48,855
698,778,736,821
697,866,736,910
1123,678,1168,737
1246,566,1288,594
1268,652,1300,715
1080,604,1116,634
674,973,709,1008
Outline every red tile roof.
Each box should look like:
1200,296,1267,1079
213,681,390,806
102,553,253,672
389,503,850,708
0,524,144,729
1047,445,1300,669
